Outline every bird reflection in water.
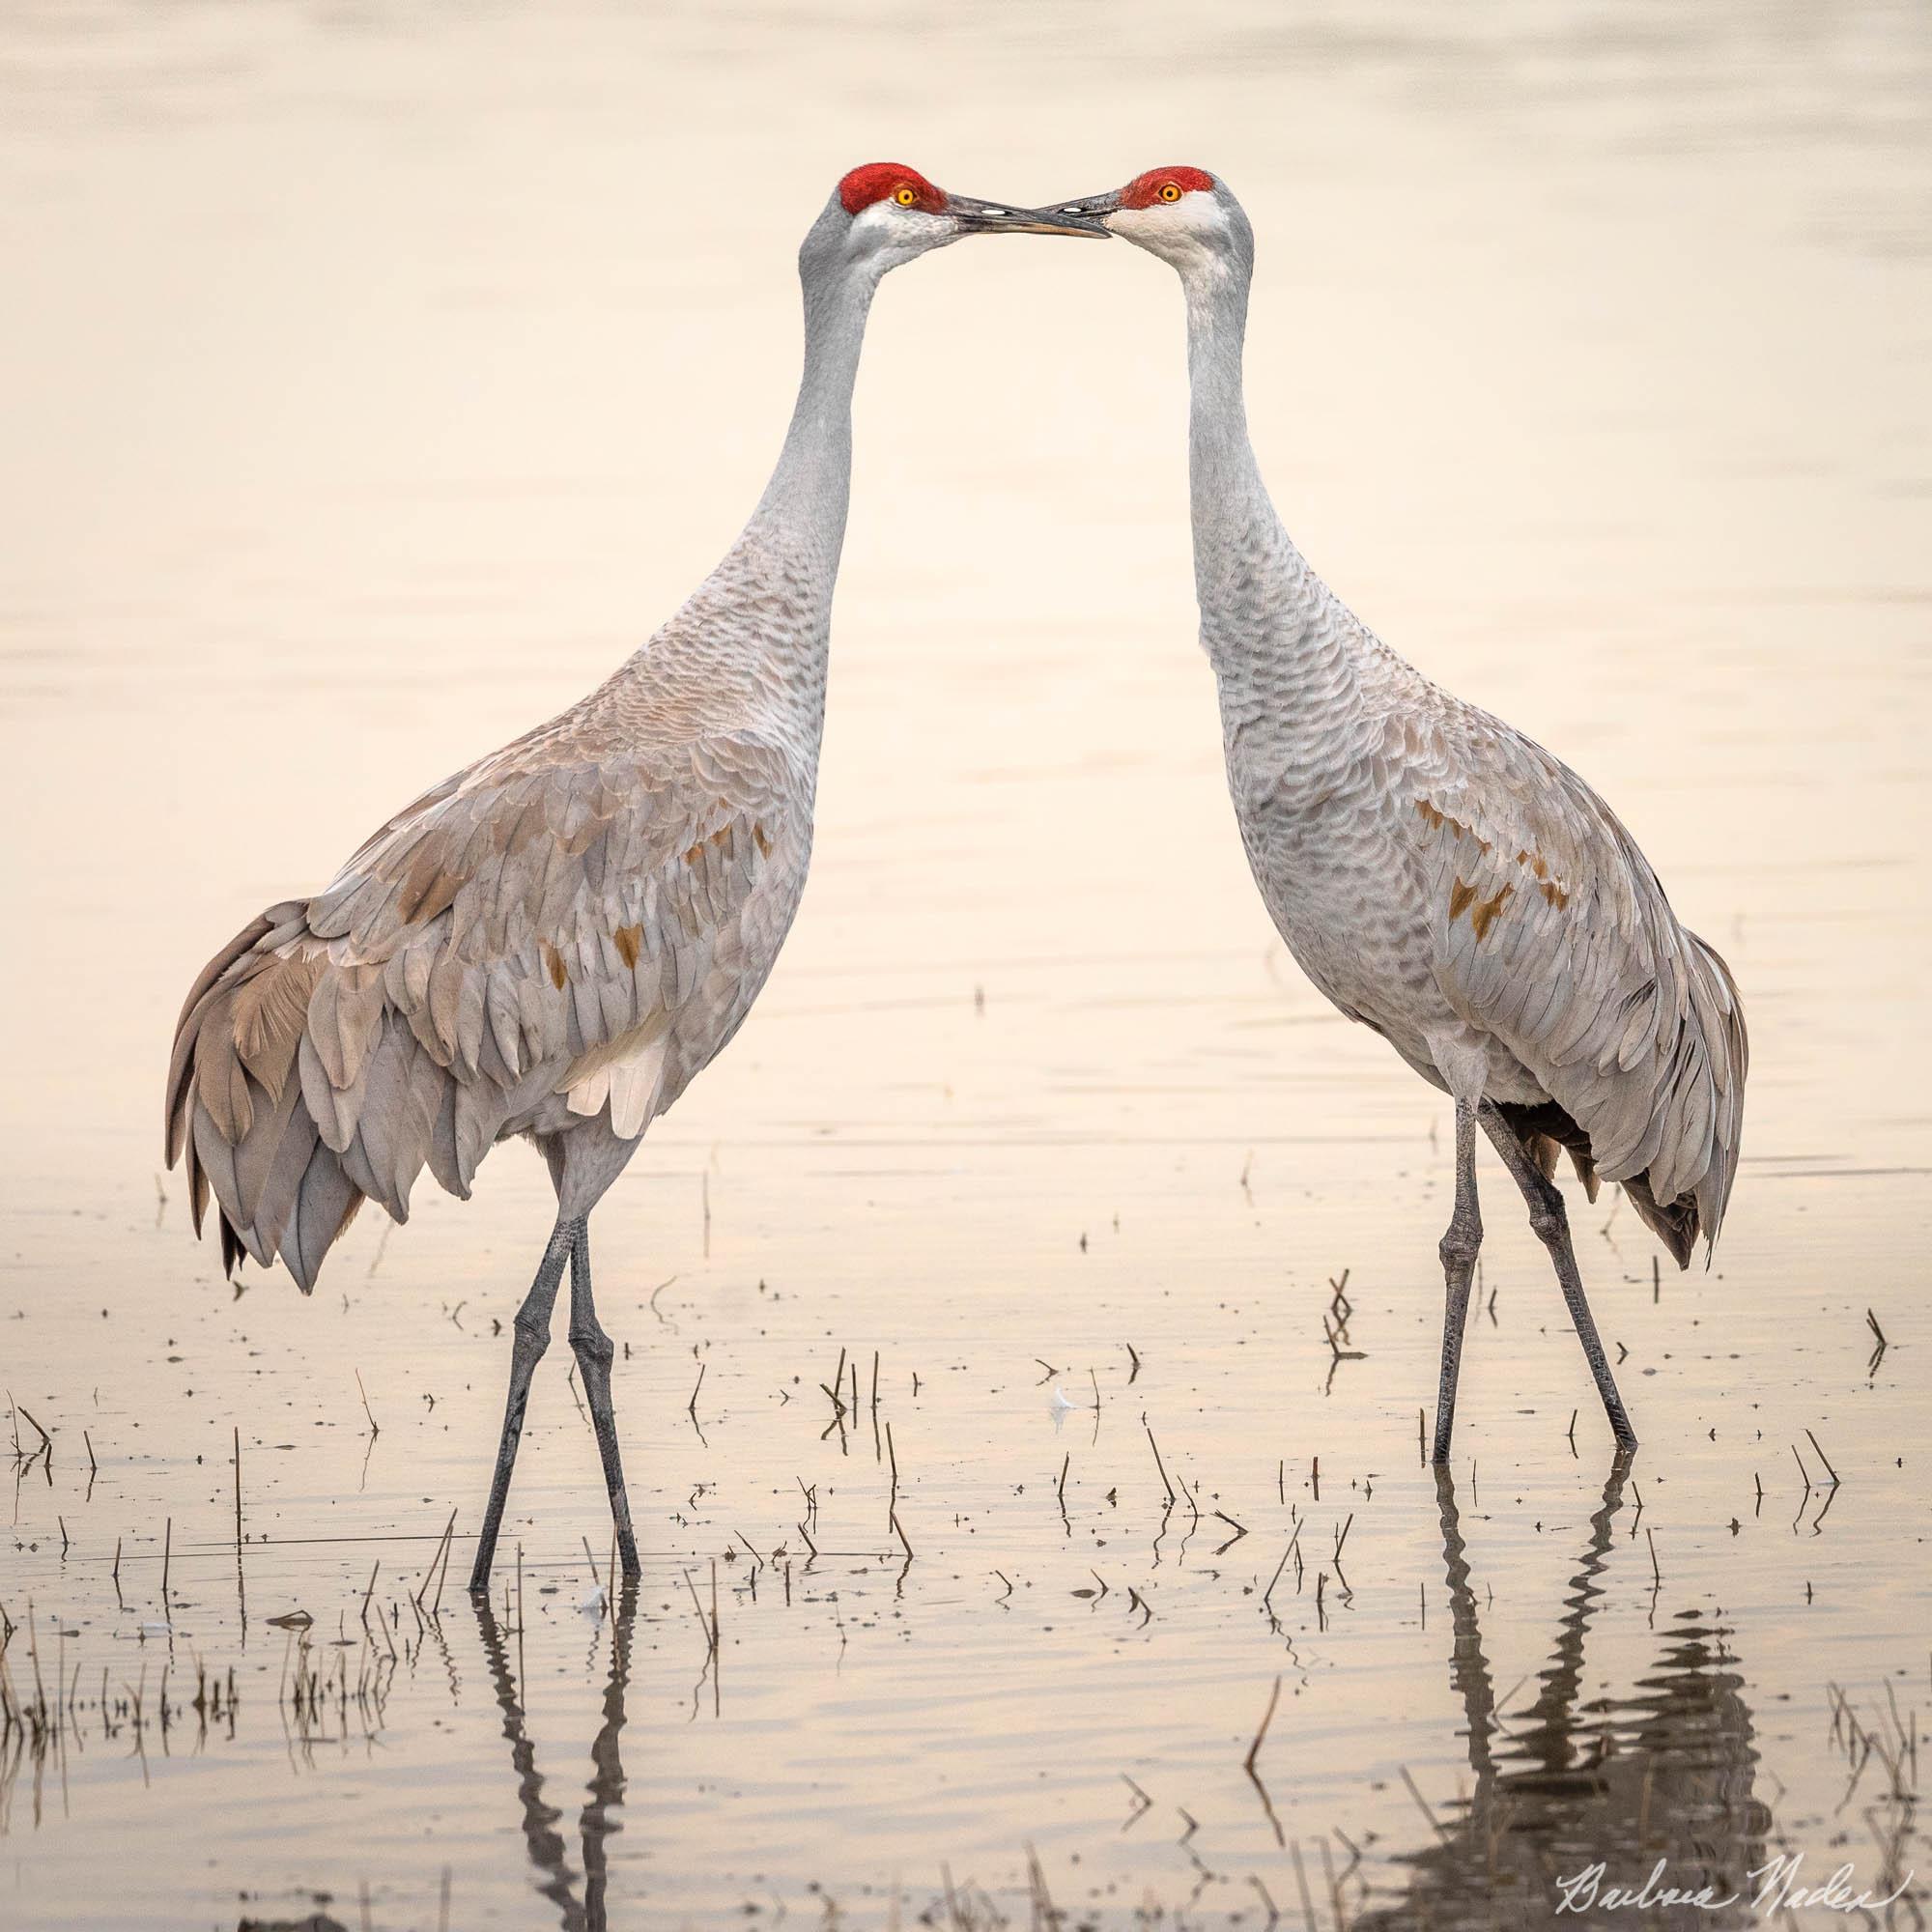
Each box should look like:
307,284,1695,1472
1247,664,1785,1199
472,1585,637,1932
1358,1462,1772,1930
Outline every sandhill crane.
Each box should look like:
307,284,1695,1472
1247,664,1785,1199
1048,167,1747,1458
164,165,1103,1592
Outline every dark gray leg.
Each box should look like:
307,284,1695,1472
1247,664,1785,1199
1432,1097,1484,1463
568,1221,640,1580
1480,1103,1637,1451
469,1219,575,1595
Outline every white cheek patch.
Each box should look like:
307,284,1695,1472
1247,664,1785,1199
850,202,901,243
1116,198,1234,274
849,201,952,257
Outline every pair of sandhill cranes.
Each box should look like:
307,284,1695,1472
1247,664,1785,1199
166,162,1747,1591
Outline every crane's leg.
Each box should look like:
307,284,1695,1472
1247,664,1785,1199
1431,1097,1485,1463
1479,1103,1637,1451
469,1217,576,1595
568,1219,640,1580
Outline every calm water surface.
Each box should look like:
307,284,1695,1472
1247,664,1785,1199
2,3,1929,1927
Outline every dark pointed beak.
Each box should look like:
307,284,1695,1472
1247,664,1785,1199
1041,188,1123,224
944,193,1111,239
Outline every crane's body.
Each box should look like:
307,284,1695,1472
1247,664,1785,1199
165,166,1103,1589
1052,166,1747,1457
169,414,835,1285
1204,560,1743,1253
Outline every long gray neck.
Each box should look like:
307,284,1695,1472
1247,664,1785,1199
1181,246,1356,710
746,265,874,566
1184,260,1264,542
618,249,875,727
597,218,878,750
603,249,877,738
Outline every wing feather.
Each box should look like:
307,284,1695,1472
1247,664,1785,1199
165,727,804,1289
1408,707,1747,1254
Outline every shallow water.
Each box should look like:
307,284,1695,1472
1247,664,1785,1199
2,3,1929,1927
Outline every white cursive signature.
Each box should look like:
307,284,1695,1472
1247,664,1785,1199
1554,1853,1916,1918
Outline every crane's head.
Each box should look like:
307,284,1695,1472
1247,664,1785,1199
805,162,1108,284
1042,166,1249,275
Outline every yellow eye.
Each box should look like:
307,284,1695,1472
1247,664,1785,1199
1159,182,1182,203
894,185,918,207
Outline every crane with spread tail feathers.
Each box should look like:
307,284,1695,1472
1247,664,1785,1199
164,165,1104,1591
1047,165,1747,1459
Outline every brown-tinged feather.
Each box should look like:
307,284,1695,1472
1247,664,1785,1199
233,955,324,1102
193,990,254,1143
172,910,274,1038
185,1137,210,1236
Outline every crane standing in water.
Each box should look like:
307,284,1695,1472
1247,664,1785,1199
1048,166,1747,1459
165,166,1103,1591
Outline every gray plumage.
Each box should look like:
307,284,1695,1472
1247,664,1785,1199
162,165,1104,1585
167,344,833,1292
165,173,1065,1287
1054,167,1747,1453
166,669,817,1287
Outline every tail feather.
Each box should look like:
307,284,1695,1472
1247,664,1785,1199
1496,1099,1699,1270
1524,1128,1603,1203
185,1144,211,1236
1621,1168,1700,1270
247,1080,318,1263
1685,927,1748,1250
1569,1143,1603,1204
287,1141,364,1293
164,909,272,1166
167,906,383,1293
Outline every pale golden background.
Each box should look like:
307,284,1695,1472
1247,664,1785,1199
2,4,1927,1927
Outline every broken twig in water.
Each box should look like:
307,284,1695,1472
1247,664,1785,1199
1144,1420,1176,1505
414,1508,457,1612
1263,1542,1291,1612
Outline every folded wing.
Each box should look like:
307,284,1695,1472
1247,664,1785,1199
165,731,801,1289
1404,707,1747,1258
